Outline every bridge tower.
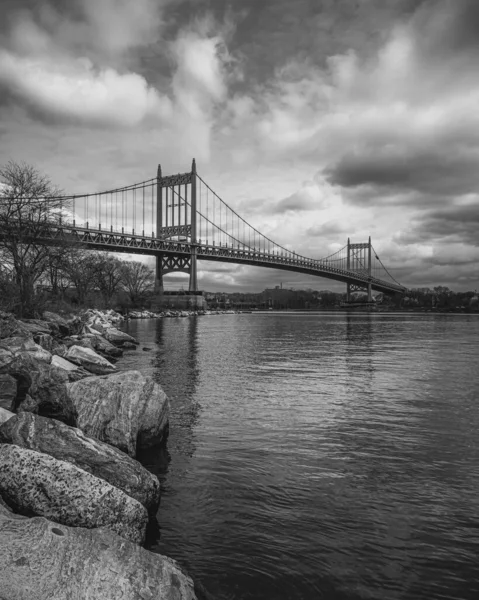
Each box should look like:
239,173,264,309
155,158,198,294
346,237,372,303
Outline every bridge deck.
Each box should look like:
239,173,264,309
34,225,405,295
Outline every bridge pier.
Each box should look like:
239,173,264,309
189,248,198,292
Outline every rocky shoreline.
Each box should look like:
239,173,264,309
0,309,199,599
128,308,239,318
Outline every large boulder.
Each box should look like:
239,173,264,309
0,353,76,424
66,334,122,359
0,336,52,362
0,445,148,543
43,311,71,336
65,345,117,375
0,506,198,600
67,371,169,457
89,333,123,358
50,355,92,382
0,373,16,409
0,311,32,340
20,319,52,336
0,407,14,426
104,327,138,346
0,413,160,511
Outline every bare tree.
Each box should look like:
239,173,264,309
119,261,154,305
0,161,66,317
92,254,123,307
58,248,98,305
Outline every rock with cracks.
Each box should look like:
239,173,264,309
65,345,117,375
50,355,92,382
0,336,52,362
0,444,148,544
0,504,198,600
0,412,160,512
67,370,169,457
1,353,76,424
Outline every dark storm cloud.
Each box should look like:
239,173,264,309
326,151,479,197
408,204,479,246
413,0,479,61
228,0,423,85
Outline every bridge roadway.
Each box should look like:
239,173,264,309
30,224,405,295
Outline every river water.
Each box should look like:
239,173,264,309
118,312,479,600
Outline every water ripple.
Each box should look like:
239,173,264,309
121,313,479,600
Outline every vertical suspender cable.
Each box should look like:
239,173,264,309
133,188,136,234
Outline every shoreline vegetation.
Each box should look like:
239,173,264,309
0,308,204,600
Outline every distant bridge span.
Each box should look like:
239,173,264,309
42,223,406,296
2,159,407,299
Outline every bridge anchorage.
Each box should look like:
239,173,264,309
4,159,406,300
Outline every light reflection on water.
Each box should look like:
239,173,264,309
119,313,479,600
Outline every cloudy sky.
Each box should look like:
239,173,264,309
0,0,478,292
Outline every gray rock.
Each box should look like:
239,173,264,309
104,327,139,346
67,370,169,457
0,412,160,511
0,507,197,600
0,347,13,370
0,336,52,362
71,334,123,358
43,311,71,336
65,345,117,375
51,339,68,357
0,312,32,340
34,333,54,353
67,336,96,350
0,407,14,426
90,333,123,357
123,341,138,349
20,319,52,336
50,355,92,382
0,373,16,409
0,444,148,543
1,353,76,424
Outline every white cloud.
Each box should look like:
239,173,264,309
0,51,172,127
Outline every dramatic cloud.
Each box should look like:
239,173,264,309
0,0,478,291
0,51,172,126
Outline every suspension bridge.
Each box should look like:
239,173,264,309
8,159,407,300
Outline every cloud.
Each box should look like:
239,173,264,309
306,221,350,237
0,51,172,127
325,150,479,196
0,0,172,127
397,201,479,247
274,178,326,213
8,0,165,63
1,0,478,292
